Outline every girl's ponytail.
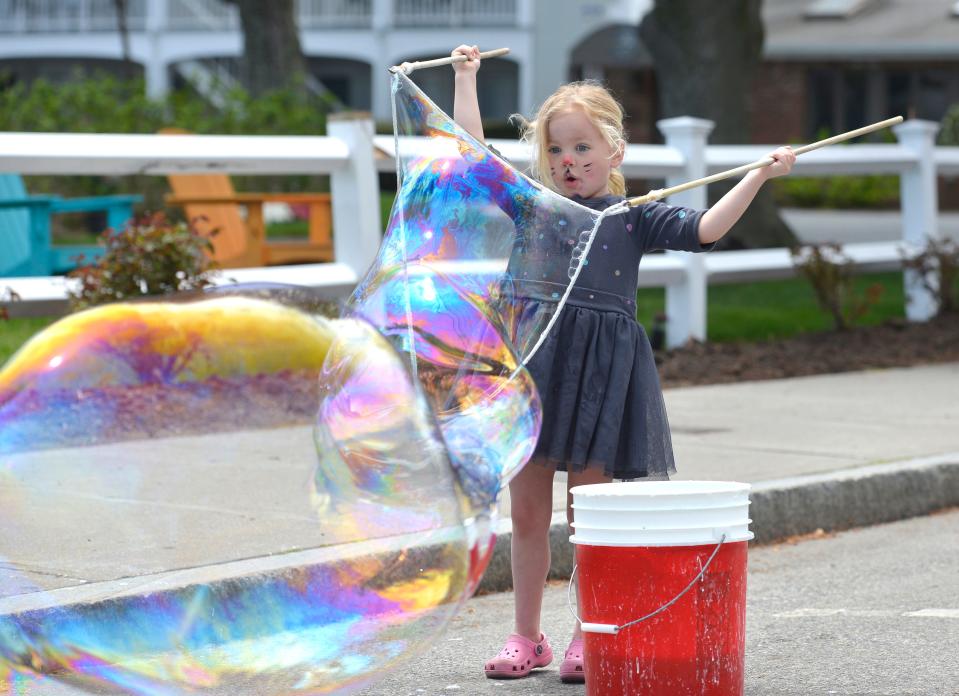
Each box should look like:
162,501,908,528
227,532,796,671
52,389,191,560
608,168,626,197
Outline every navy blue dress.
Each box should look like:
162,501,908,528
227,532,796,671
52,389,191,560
511,194,711,480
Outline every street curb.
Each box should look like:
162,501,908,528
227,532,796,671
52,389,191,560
475,454,959,595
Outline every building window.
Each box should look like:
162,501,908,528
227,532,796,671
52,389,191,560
808,64,959,138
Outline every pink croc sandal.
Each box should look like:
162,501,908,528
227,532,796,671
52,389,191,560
484,633,553,679
559,638,585,683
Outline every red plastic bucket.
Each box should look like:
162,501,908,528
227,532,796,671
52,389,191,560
570,481,753,696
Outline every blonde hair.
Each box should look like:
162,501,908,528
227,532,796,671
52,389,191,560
512,81,627,196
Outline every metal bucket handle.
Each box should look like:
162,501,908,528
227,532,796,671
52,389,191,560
568,534,727,635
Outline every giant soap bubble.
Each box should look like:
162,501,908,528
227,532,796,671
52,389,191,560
0,290,477,694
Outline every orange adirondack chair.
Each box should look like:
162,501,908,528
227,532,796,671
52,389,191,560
161,129,332,269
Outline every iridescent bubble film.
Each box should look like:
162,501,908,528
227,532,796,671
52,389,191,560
1,290,470,695
349,72,609,509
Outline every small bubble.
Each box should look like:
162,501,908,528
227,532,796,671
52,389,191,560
559,219,567,226
614,269,621,276
602,244,608,250
626,223,633,231
645,211,652,217
678,210,687,219
551,292,559,299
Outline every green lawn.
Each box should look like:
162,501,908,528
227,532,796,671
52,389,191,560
1,316,59,364
636,271,905,342
266,192,399,239
1,271,907,366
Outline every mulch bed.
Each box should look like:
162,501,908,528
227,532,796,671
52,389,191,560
655,313,959,388
1,372,320,453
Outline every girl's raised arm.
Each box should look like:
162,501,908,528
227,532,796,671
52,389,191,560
698,146,796,245
452,44,485,143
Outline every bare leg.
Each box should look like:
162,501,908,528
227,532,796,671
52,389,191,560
507,460,557,642
566,467,613,642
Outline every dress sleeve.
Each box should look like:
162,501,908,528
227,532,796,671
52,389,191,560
634,201,713,253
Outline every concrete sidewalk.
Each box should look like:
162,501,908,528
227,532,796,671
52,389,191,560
481,361,959,592
3,363,957,603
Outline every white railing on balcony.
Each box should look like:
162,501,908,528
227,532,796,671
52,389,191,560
0,0,147,32
165,0,238,31
165,0,374,31
0,118,952,346
0,0,514,32
297,0,372,28
392,0,516,26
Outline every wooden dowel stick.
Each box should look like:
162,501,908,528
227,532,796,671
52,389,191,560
626,115,904,206
389,48,510,74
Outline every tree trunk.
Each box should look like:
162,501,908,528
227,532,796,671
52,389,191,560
639,0,797,248
223,0,307,97
113,0,132,67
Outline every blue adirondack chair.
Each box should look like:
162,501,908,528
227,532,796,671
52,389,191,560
0,174,142,277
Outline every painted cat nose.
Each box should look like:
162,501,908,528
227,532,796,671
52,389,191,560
562,155,573,166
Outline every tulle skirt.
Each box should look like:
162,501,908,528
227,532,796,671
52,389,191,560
519,299,675,480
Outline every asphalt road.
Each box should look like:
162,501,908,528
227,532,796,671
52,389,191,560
367,509,959,696
9,513,957,695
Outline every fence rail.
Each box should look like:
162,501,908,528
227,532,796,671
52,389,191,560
0,116,948,346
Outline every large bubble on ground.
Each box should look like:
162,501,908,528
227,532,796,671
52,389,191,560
0,289,472,694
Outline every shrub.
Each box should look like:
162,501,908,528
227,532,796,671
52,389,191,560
67,212,217,310
901,237,959,315
772,174,900,209
939,104,959,146
771,126,900,209
790,243,883,330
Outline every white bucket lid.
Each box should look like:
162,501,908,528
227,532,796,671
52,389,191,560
571,506,750,531
571,480,749,508
570,481,753,547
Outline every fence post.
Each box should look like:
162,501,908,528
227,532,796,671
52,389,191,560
893,119,940,321
657,116,714,348
328,112,381,279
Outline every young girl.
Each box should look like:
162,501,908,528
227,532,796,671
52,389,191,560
451,44,795,683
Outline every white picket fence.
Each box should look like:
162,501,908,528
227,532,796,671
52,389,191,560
1,115,956,347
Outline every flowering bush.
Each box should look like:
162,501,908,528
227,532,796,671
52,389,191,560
68,212,217,310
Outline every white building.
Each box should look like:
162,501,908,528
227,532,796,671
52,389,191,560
0,0,650,123
1,0,956,142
